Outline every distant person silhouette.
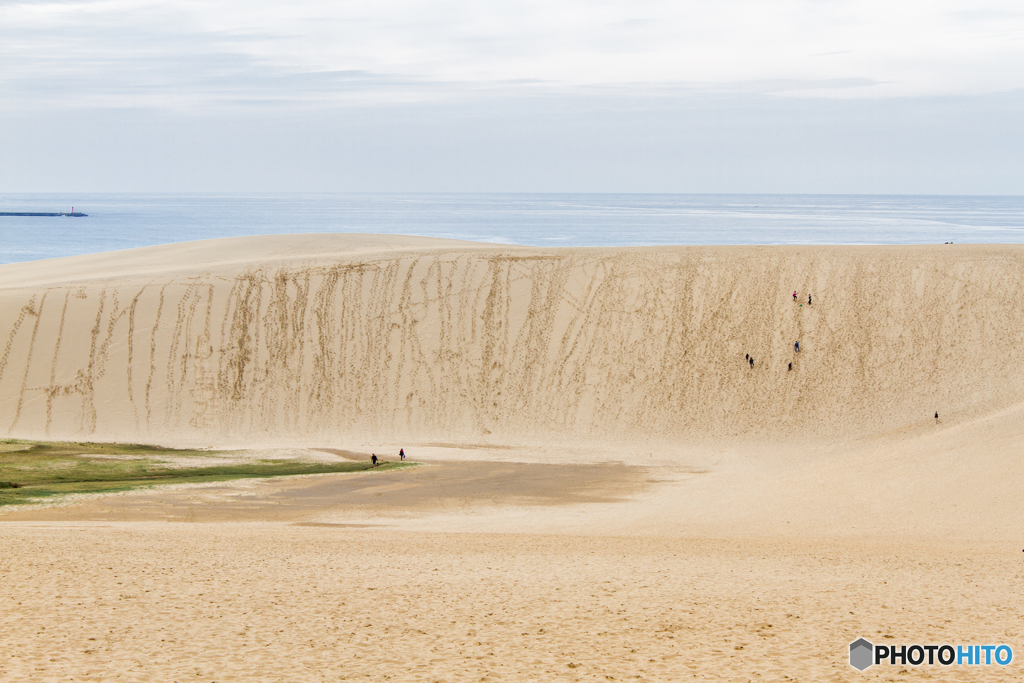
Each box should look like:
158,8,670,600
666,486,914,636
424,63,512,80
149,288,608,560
795,341,800,352
399,448,405,461
371,454,378,467
745,353,749,360
934,412,939,424
793,291,798,302
749,357,754,368
788,362,792,371
808,294,812,305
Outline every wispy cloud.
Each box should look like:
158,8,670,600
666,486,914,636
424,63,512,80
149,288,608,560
1,0,1023,111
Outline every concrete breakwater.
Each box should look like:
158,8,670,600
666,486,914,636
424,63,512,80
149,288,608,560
0,212,88,217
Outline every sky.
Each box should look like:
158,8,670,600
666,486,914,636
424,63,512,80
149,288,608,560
1,0,1023,193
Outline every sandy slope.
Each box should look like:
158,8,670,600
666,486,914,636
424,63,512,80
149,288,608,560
1,236,1022,448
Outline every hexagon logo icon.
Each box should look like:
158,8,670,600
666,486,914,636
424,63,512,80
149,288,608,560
850,638,874,671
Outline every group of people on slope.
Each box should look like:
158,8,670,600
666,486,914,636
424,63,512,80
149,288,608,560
746,291,811,371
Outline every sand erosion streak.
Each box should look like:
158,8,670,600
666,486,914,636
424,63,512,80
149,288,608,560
0,244,1021,445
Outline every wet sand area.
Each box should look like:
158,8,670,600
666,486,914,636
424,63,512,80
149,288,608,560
0,458,650,523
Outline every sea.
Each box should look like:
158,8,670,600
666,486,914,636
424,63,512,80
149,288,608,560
1,193,1023,265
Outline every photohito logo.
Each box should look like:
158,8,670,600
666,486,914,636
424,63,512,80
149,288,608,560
849,638,1013,671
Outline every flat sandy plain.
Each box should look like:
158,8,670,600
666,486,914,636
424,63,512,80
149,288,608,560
2,235,1023,682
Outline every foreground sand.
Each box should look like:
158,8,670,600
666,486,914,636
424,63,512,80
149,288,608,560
1,525,1019,682
2,443,1022,681
2,236,1023,680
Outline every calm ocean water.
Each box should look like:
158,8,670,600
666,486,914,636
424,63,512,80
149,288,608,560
1,193,1022,264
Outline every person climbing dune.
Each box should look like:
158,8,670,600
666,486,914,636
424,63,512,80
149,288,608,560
749,357,754,368
793,291,798,302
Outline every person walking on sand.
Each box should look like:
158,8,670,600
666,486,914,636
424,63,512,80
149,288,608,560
749,357,754,368
808,294,812,305
371,454,378,467
934,412,939,424
399,448,405,461
795,341,800,352
788,362,792,371
793,291,798,302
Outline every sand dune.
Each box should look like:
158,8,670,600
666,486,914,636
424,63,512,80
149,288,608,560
3,236,1023,681
1,236,1021,449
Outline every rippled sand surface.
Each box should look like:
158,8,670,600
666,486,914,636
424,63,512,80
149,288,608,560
3,525,1020,682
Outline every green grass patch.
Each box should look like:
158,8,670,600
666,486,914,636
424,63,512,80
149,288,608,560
0,439,407,507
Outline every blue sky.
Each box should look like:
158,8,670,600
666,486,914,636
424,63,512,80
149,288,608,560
2,0,1023,193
